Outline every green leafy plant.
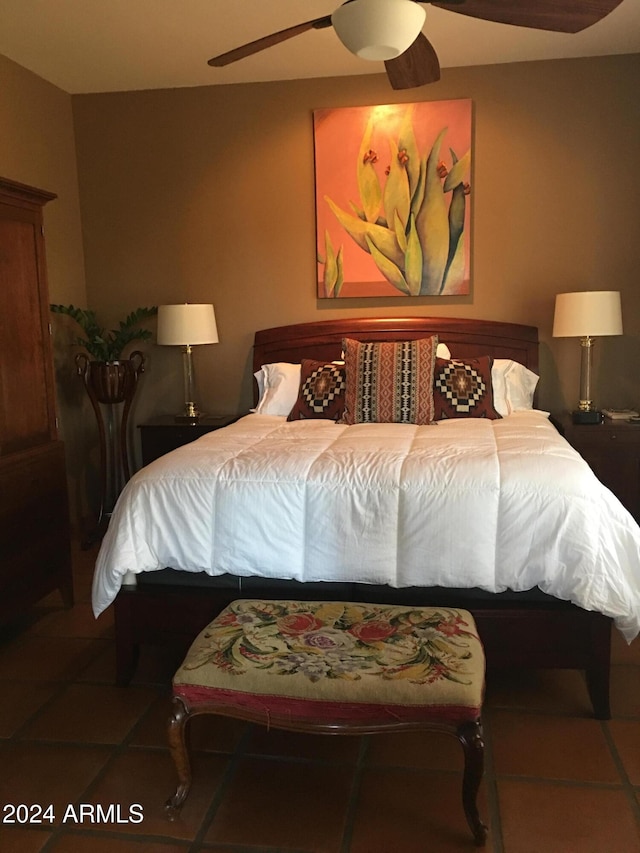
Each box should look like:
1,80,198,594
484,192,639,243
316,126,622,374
50,304,158,361
322,109,471,297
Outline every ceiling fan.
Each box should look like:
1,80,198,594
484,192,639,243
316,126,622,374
208,0,625,90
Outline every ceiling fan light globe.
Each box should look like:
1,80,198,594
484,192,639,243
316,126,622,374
358,43,401,61
332,0,426,62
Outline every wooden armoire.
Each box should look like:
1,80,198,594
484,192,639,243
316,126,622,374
0,176,73,623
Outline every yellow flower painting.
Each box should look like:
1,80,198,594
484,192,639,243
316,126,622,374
314,100,472,298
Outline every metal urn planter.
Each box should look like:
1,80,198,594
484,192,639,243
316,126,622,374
76,351,145,545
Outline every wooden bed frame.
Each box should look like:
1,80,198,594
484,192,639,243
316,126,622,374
114,316,612,718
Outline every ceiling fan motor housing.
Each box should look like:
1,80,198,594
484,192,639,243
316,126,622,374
332,0,427,61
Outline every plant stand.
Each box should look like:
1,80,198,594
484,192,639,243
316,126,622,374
76,351,145,547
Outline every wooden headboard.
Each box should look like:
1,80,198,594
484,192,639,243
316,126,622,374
253,316,539,376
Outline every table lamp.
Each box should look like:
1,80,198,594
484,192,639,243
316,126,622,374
157,303,219,422
553,290,622,424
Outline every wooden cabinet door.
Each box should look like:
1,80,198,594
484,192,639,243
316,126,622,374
0,179,57,456
0,177,72,622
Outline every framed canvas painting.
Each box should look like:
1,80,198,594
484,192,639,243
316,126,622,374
314,100,472,298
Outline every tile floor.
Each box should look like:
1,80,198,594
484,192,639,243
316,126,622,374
0,543,639,852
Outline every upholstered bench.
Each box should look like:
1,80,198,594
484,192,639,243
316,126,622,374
165,598,487,845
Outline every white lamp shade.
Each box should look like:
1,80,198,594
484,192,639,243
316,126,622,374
157,304,219,346
331,0,426,61
553,291,623,338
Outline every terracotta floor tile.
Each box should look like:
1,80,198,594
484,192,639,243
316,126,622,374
498,778,640,853
0,681,59,738
244,724,361,763
489,710,619,783
5,606,58,636
71,570,97,605
365,729,464,771
128,646,188,688
75,643,182,688
86,747,228,841
0,742,111,827
349,766,487,852
27,601,114,640
187,712,248,754
203,756,354,850
611,631,640,666
609,719,640,785
0,636,108,682
611,665,640,718
19,683,158,744
484,667,592,716
32,589,73,612
126,694,174,748
71,573,94,604
46,832,190,852
130,694,247,753
74,644,118,684
0,827,52,853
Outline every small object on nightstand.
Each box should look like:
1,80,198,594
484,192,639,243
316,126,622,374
572,410,603,425
602,408,640,420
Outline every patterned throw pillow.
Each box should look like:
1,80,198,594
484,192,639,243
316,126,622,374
341,336,438,425
287,359,346,421
433,356,501,420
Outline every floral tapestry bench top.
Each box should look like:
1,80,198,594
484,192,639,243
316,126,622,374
172,599,485,726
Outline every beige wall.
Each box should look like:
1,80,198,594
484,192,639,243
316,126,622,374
72,53,640,431
0,53,90,527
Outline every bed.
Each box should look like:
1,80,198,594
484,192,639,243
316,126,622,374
98,316,640,718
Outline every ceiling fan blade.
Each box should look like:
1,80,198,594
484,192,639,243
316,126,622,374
430,0,625,34
384,32,440,89
208,16,332,67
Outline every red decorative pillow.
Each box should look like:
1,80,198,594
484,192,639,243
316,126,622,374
433,356,501,420
341,336,438,425
287,359,346,421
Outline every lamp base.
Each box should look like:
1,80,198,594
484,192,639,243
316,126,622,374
175,400,203,423
572,410,603,425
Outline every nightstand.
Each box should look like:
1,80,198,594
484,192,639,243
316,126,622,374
555,414,640,522
138,415,241,465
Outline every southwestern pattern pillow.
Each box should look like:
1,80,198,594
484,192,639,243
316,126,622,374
287,359,346,421
433,356,501,420
341,336,438,425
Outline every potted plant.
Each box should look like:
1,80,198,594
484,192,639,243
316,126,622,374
50,304,157,403
50,304,157,362
51,303,159,542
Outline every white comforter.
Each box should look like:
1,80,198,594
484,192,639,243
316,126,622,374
92,411,640,641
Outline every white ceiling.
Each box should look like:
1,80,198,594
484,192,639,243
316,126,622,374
0,0,638,95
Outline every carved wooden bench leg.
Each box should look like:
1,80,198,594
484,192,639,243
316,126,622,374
457,720,488,846
165,696,192,820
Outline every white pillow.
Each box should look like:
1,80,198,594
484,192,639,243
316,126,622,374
253,369,265,403
253,344,451,416
254,362,301,415
492,359,539,416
